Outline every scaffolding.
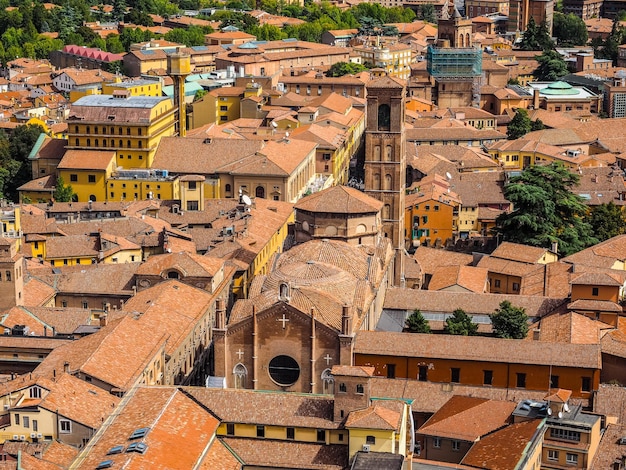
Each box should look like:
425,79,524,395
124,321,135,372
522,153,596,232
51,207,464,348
426,46,482,79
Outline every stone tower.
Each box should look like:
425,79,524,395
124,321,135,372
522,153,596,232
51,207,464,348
437,7,473,48
363,76,406,286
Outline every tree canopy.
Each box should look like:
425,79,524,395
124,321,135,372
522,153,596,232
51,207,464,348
586,202,626,242
553,12,588,46
444,309,478,336
491,301,529,339
327,62,368,77
405,309,431,334
534,50,569,81
507,109,532,140
518,17,554,51
53,176,75,203
494,162,597,256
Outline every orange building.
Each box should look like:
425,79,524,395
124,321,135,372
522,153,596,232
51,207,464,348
405,174,461,249
353,331,601,400
568,272,624,326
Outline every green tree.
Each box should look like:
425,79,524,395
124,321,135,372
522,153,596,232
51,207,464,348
444,309,478,336
327,61,368,77
507,108,532,140
494,162,598,256
418,3,436,23
6,125,45,201
53,176,75,202
586,202,626,241
531,118,545,131
491,301,528,339
553,12,588,46
249,23,286,41
534,49,569,81
519,17,553,51
194,89,208,101
405,309,431,333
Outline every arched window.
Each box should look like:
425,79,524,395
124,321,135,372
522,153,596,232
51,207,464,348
74,125,79,133
373,174,381,190
89,195,96,202
466,33,471,47
94,139,99,147
378,104,391,131
94,126,98,134
119,140,123,147
75,138,79,146
103,139,107,147
119,127,123,135
384,174,392,190
321,369,334,394
339,382,347,393
87,138,91,146
385,145,393,161
233,363,247,389
167,271,180,279
356,384,364,394
86,126,90,133
459,34,464,47
256,186,265,198
383,204,391,219
110,126,115,134
374,145,381,161
279,282,290,301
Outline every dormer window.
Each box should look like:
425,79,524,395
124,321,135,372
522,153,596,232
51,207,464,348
166,271,180,279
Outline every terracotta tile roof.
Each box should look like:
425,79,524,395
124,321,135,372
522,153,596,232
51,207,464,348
22,277,56,307
187,387,339,428
16,174,56,192
345,400,403,431
418,395,517,441
75,387,220,470
39,440,79,468
36,373,120,428
590,424,626,469
428,265,488,293
0,307,51,336
331,365,375,377
197,438,241,470
601,329,626,358
383,287,566,318
545,388,572,403
413,247,473,275
461,419,543,470
533,312,612,344
33,316,167,391
568,299,622,312
366,75,406,89
20,306,98,335
57,149,115,171
354,330,601,368
593,384,626,423
490,242,551,264
571,271,623,286
562,234,626,268
295,185,383,214
136,251,224,277
219,437,347,470
44,235,99,259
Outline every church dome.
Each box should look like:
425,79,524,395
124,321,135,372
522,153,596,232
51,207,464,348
541,81,580,95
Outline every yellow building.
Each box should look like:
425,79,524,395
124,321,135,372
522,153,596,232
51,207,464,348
66,92,176,170
352,42,413,80
106,168,180,202
102,78,162,97
192,84,264,128
56,150,116,202
405,175,461,248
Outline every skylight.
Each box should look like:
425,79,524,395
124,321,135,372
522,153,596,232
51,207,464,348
128,427,150,440
96,461,113,469
107,445,124,455
127,442,148,454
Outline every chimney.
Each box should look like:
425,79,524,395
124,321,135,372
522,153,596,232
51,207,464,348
551,241,558,254
341,305,351,335
99,314,108,327
533,89,540,109
63,362,70,374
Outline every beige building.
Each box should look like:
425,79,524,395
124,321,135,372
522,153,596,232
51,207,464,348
352,43,413,80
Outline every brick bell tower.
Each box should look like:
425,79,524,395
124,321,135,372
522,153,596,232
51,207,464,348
363,76,406,286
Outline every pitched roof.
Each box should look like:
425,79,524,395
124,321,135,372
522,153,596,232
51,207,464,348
295,186,383,214
73,387,220,470
590,424,626,470
413,247,473,275
428,265,488,293
345,400,404,431
57,149,115,171
461,419,543,470
135,251,224,277
354,330,601,369
490,242,551,264
419,395,516,441
532,312,612,344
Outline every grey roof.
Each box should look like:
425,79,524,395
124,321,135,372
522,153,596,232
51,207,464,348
351,451,404,470
72,95,171,108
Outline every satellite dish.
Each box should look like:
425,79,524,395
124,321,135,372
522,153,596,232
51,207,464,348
547,408,552,416
242,194,252,206
271,121,278,128
558,411,564,419
446,172,452,180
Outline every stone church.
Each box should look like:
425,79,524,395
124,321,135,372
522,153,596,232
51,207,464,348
212,76,408,394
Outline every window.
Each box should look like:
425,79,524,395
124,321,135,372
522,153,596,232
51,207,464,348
434,205,439,211
356,384,364,394
451,368,460,383
225,184,232,193
452,440,460,451
226,423,235,435
5,271,10,282
317,430,325,442
433,437,441,448
82,301,88,309
127,140,131,147
287,427,295,440
188,181,197,190
256,425,265,438
483,370,493,385
548,450,559,461
23,416,29,428
378,104,390,131
512,282,520,292
338,433,344,441
233,363,247,389
33,420,38,432
30,387,41,399
220,106,228,111
551,428,581,441
187,201,199,211
387,364,396,379
15,414,19,425
551,375,559,388
366,435,376,445
516,373,526,388
60,420,71,433
61,301,67,307
494,279,501,288
339,383,346,393
88,175,96,183
566,453,578,465
322,369,334,394
70,174,78,182
592,287,599,296
418,366,428,382
220,116,228,121
268,355,300,386
582,377,591,392
138,128,142,136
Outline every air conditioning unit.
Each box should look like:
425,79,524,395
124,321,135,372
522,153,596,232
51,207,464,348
19,435,25,441
36,433,42,439
3,404,9,410
12,435,18,440
30,433,36,438
362,444,370,452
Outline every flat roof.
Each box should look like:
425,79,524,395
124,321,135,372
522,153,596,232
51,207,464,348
72,94,171,108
